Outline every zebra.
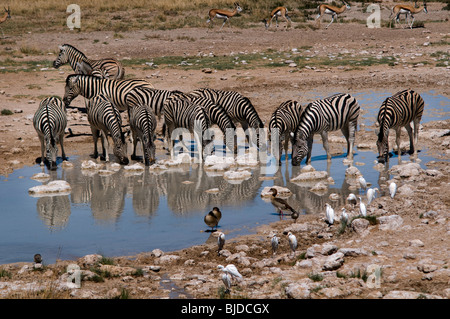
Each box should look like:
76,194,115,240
269,100,303,164
129,103,157,166
33,96,68,170
85,94,129,165
291,93,360,166
167,91,237,154
163,92,211,163
125,87,173,121
62,74,154,112
53,44,125,80
375,89,424,163
190,88,265,151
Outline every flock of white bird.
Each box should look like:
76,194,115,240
207,173,398,294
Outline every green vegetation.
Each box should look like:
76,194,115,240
1,109,14,116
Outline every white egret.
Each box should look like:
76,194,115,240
325,203,334,226
367,188,379,205
341,208,348,225
359,176,367,190
217,232,225,255
359,197,367,217
221,272,232,294
389,182,397,199
287,232,297,257
271,233,279,255
347,193,357,206
217,264,242,282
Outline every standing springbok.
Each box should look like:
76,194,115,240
389,2,428,29
207,2,243,31
0,7,11,38
263,6,292,31
315,1,351,29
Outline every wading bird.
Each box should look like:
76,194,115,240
359,197,367,217
325,203,335,226
221,271,232,294
287,232,297,258
268,188,298,218
341,208,349,225
347,193,358,206
389,182,397,199
271,233,279,255
218,264,242,283
367,188,379,205
359,176,367,190
217,232,225,255
204,207,222,232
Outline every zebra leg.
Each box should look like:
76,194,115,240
100,130,109,162
394,127,402,161
59,132,67,161
320,130,331,161
131,129,141,161
413,118,421,156
405,122,415,155
306,136,314,165
38,135,45,165
283,133,289,164
90,127,100,159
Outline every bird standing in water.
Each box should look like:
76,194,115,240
204,207,222,232
268,188,298,220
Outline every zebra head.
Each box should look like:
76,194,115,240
63,74,81,107
291,130,308,166
375,121,389,164
141,132,156,166
113,135,129,166
53,45,69,69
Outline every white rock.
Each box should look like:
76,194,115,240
81,160,102,170
30,172,50,181
124,163,145,171
28,180,71,197
290,170,328,183
223,169,252,180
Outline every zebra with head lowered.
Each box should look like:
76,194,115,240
269,100,303,164
33,96,67,170
129,103,157,166
375,89,424,164
163,92,211,163
62,74,154,112
291,93,359,166
190,88,265,151
53,44,125,80
86,94,129,165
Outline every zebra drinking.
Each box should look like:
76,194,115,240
269,100,303,164
163,93,211,163
53,44,125,80
190,88,265,151
291,93,360,166
129,103,157,166
86,94,129,165
375,89,424,163
33,96,68,170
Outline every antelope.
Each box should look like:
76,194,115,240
315,1,351,29
0,6,11,38
390,2,428,29
263,6,292,31
207,2,242,31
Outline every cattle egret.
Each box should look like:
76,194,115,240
271,233,279,255
341,208,348,224
287,232,297,257
221,272,232,294
217,264,242,282
217,232,225,255
367,188,379,205
347,193,357,206
389,182,397,199
359,197,367,217
269,188,298,216
325,203,334,226
359,176,367,190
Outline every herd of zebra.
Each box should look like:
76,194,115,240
32,44,425,171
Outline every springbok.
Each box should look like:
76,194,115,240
0,7,11,38
207,2,242,31
315,1,351,29
263,6,292,31
390,2,428,29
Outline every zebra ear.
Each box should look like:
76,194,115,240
58,45,64,50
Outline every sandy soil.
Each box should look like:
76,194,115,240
0,3,449,299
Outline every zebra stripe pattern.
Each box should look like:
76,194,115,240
129,103,157,166
269,100,303,163
63,74,154,111
126,87,173,120
292,93,359,166
163,92,211,163
33,96,68,170
375,89,424,163
86,94,129,165
53,44,125,80
190,88,265,150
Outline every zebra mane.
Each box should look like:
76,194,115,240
295,102,313,139
61,44,88,60
242,96,264,128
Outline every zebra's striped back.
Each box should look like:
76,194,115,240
126,87,173,119
376,89,424,162
86,94,129,165
53,44,125,80
292,93,359,166
63,74,154,111
33,96,67,170
129,103,157,166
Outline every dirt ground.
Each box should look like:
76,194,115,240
0,2,449,299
